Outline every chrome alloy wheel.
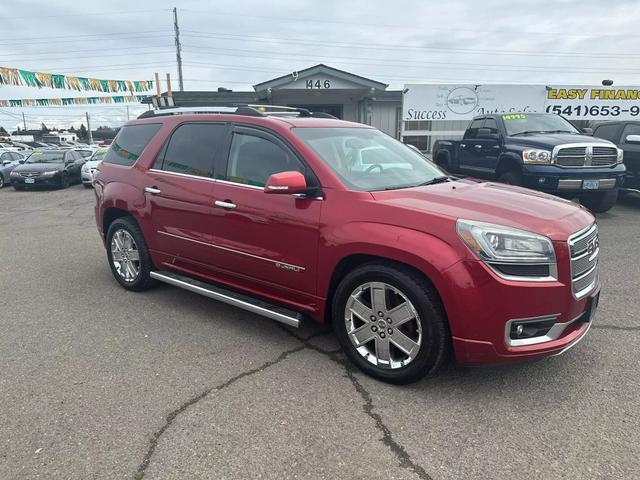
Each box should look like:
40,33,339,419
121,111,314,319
344,282,423,369
110,229,141,283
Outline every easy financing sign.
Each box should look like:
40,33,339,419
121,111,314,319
403,84,640,122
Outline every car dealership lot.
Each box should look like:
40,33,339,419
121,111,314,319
0,185,639,480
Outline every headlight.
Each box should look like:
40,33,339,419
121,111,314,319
522,149,552,164
617,148,624,164
43,170,59,176
457,219,557,281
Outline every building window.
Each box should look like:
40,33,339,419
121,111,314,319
404,121,430,131
403,136,430,152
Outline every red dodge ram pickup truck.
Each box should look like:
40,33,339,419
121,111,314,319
94,105,600,384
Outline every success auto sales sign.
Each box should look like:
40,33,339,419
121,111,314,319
403,84,640,121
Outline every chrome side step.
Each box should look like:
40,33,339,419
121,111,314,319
150,270,302,328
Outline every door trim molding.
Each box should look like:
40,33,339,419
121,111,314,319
157,230,306,272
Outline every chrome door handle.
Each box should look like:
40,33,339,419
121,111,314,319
214,200,236,209
144,187,161,194
460,143,466,148
474,144,483,150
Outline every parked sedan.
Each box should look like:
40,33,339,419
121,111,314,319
0,150,26,188
10,150,85,190
81,147,108,187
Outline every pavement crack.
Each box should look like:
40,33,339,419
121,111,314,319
133,344,305,479
277,324,432,480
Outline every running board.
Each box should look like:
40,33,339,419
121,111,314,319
150,270,302,328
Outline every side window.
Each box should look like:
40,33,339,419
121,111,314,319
155,123,226,177
483,118,499,134
593,124,621,143
621,124,640,142
0,152,10,161
103,123,161,166
224,132,303,187
464,118,484,139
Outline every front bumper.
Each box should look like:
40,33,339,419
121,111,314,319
521,164,626,193
81,172,93,184
440,248,599,365
11,174,60,187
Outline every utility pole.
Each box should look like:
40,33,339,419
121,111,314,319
173,7,184,91
22,111,27,130
85,112,93,145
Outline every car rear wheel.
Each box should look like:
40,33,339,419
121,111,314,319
580,189,618,213
0,174,4,188
106,217,156,291
332,262,449,384
83,183,92,189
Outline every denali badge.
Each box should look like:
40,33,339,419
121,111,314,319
275,262,303,273
587,236,599,258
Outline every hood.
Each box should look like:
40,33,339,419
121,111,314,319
371,179,594,241
13,162,64,173
508,133,613,149
84,160,101,168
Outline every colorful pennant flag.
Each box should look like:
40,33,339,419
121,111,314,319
0,66,153,93
0,95,149,107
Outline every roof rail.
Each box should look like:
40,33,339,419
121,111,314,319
137,104,338,120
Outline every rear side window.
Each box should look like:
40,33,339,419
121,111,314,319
593,124,621,143
464,118,484,139
483,118,499,134
103,124,161,166
622,124,640,142
154,123,226,177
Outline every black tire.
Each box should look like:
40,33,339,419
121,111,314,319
13,184,23,191
332,262,449,384
0,174,4,188
59,172,70,189
580,189,619,213
105,217,156,291
497,169,522,186
83,183,92,189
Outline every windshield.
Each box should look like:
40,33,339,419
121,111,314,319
503,113,580,136
90,149,108,162
26,151,65,163
294,127,445,191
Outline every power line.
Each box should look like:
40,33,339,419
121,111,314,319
181,30,638,60
0,33,172,47
0,9,170,20
0,30,173,45
179,8,639,39
180,47,640,75
0,46,174,61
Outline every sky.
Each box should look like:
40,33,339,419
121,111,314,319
1,0,639,131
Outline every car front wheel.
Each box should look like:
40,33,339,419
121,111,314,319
332,262,449,384
105,217,156,291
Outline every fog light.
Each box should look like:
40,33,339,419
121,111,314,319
509,317,557,340
516,324,524,336
538,177,547,184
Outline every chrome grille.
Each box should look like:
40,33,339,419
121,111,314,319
555,145,617,167
568,224,599,298
19,171,42,177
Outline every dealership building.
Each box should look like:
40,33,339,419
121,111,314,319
150,63,467,152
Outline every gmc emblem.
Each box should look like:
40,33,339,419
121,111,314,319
587,236,599,257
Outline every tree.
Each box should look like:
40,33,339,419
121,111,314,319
0,126,8,135
69,126,76,132
79,124,87,139
41,123,50,133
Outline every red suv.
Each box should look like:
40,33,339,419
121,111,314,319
94,106,600,384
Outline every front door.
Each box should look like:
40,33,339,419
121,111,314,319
210,126,322,299
145,122,228,272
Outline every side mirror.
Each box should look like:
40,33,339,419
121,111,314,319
18,159,25,164
264,171,307,194
477,128,499,139
625,134,640,144
582,127,593,135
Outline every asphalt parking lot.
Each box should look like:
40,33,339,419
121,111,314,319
0,185,639,480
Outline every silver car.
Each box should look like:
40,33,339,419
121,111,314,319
0,150,26,188
81,147,108,188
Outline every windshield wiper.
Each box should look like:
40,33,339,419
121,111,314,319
542,130,578,134
511,130,547,136
416,175,455,187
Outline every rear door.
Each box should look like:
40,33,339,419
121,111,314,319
459,118,484,171
620,123,640,180
210,125,322,297
474,117,501,171
145,122,228,272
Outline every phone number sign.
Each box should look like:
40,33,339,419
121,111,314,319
545,86,640,120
